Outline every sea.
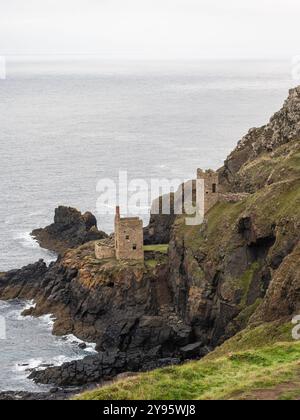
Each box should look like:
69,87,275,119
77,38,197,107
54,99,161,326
0,58,296,391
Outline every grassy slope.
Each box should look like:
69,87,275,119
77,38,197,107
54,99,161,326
143,244,169,254
76,322,300,400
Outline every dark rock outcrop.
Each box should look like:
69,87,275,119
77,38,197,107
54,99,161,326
29,349,182,387
220,86,300,192
31,206,107,255
0,259,48,300
0,390,76,401
144,193,176,245
144,213,176,245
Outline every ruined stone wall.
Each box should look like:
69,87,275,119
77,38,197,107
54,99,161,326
197,169,219,214
219,193,250,204
95,243,115,259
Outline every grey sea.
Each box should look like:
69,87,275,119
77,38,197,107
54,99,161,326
0,59,295,391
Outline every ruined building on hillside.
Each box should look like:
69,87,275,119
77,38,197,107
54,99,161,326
95,207,144,261
197,169,220,214
197,168,250,214
95,171,249,261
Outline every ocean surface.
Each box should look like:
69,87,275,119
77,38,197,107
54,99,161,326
0,300,96,392
0,59,296,391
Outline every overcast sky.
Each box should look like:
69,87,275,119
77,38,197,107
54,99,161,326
1,0,300,59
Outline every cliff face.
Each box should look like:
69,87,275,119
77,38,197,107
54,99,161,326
167,88,300,345
147,87,300,346
144,193,176,245
0,88,299,388
168,172,300,346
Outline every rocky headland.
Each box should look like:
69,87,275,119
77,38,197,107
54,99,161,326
0,87,299,394
31,206,107,255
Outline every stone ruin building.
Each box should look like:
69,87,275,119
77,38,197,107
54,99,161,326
197,168,250,214
95,171,249,261
197,168,220,214
95,207,144,261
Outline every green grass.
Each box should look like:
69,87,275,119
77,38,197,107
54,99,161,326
143,244,169,254
145,259,159,268
277,389,300,400
237,141,300,191
239,262,260,307
75,322,300,401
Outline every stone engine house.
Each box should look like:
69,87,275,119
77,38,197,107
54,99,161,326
115,206,144,261
95,207,144,261
197,168,219,214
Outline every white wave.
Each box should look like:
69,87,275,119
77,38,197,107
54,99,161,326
14,354,75,375
84,345,97,353
11,231,57,266
13,305,93,352
60,333,97,353
0,300,10,309
13,231,40,249
51,355,78,366
23,300,36,311
5,301,55,328
6,309,21,320
15,358,44,373
39,314,56,329
7,299,36,321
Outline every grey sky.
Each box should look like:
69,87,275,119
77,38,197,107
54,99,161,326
1,0,300,59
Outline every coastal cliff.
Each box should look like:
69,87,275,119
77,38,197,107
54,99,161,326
0,87,299,391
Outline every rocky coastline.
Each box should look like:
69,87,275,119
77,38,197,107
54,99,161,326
0,87,299,398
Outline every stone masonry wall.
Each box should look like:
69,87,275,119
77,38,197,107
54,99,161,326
219,193,250,203
197,169,219,214
95,243,115,259
115,217,144,261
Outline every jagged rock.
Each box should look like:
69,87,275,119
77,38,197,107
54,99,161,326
220,86,300,192
144,193,176,245
144,214,176,245
31,206,107,255
78,343,87,350
29,350,182,387
0,390,75,400
180,342,203,358
0,259,48,300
